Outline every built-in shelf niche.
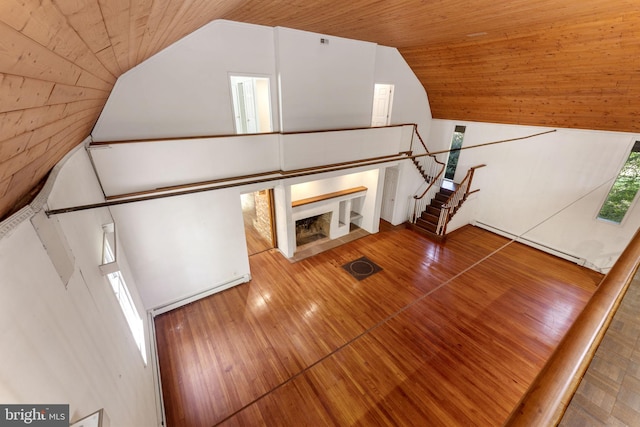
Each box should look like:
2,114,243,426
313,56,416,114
350,196,364,227
338,196,364,229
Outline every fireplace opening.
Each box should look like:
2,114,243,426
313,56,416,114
295,213,332,247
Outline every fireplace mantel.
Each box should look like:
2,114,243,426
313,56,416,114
292,186,367,208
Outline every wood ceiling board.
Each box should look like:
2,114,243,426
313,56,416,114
0,0,638,220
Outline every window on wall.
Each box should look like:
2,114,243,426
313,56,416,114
101,224,147,364
445,126,466,180
597,141,640,224
229,75,273,134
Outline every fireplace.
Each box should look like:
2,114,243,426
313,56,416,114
295,213,332,247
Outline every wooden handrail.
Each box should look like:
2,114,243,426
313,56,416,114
413,162,446,201
504,226,640,426
408,124,447,224
90,123,417,145
411,123,431,155
435,164,486,235
442,164,486,209
106,152,409,201
410,124,446,201
46,151,410,216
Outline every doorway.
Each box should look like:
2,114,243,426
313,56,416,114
241,189,276,256
380,166,399,223
371,84,394,127
230,75,273,134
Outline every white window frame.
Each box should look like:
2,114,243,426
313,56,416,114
101,223,147,364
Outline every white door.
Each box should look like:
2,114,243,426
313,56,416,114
371,84,394,127
381,166,399,222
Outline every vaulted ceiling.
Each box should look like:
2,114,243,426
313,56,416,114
1,0,638,220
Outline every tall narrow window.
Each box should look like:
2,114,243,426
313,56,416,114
230,76,272,134
101,224,147,364
445,126,466,180
597,141,640,224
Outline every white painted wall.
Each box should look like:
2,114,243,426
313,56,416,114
92,20,278,141
91,22,423,142
373,45,435,224
276,27,377,131
90,134,281,196
0,147,157,426
429,119,640,272
109,187,251,310
394,159,430,225
373,45,432,138
280,126,408,171
273,183,292,258
88,20,435,308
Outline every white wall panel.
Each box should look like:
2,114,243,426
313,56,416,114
429,119,640,272
373,46,433,142
110,188,250,310
0,148,157,427
280,126,405,171
87,20,434,309
276,27,376,131
90,134,280,196
92,20,278,141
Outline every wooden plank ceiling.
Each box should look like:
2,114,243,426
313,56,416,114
0,0,638,220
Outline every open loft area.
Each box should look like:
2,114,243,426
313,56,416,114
1,2,639,426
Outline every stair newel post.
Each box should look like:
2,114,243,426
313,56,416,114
410,124,416,154
442,207,451,236
468,167,477,197
414,193,425,224
437,205,448,235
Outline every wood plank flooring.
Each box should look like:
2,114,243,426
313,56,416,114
154,223,603,427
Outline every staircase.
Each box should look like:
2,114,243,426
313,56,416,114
411,158,440,185
413,186,455,236
405,124,485,241
409,165,486,241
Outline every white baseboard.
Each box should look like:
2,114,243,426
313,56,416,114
473,221,588,266
149,274,251,316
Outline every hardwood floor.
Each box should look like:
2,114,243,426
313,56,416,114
154,223,603,427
